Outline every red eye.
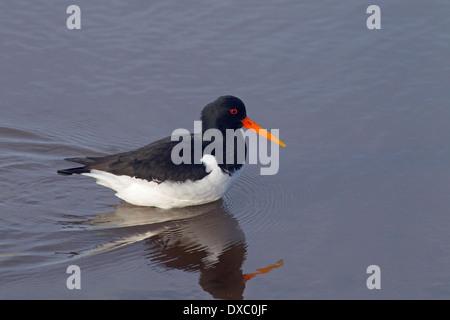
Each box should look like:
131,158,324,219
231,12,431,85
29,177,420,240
230,108,238,115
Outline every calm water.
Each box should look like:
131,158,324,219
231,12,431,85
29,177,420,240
1,1,450,299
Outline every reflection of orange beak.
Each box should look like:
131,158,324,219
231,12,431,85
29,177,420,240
241,117,286,147
242,259,284,284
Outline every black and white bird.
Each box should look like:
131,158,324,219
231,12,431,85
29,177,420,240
57,96,285,209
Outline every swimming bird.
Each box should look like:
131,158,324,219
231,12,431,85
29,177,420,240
57,95,285,208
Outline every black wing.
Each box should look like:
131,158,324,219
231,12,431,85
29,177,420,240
57,135,210,183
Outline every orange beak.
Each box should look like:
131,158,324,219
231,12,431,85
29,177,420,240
241,117,286,147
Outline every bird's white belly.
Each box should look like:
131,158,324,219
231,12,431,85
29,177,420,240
82,155,241,209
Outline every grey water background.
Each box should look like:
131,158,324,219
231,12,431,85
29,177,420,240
1,0,449,299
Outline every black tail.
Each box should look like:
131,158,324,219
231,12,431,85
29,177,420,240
57,156,99,175
57,167,91,175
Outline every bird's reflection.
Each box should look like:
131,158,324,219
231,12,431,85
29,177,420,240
88,199,248,299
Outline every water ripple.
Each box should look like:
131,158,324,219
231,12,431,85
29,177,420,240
223,165,294,238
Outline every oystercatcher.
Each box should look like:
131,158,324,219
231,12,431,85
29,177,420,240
57,96,285,208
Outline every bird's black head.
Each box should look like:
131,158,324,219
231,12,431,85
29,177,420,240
200,95,286,147
200,96,247,132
